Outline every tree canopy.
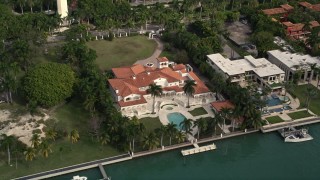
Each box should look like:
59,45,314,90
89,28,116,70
22,63,75,107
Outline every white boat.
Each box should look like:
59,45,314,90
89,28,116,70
72,175,88,180
279,127,313,143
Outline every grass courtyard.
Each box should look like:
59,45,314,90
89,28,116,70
139,117,162,133
0,101,121,179
287,110,313,120
290,84,320,115
87,36,157,70
265,116,284,124
188,107,208,116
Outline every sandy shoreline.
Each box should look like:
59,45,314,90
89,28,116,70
0,109,50,146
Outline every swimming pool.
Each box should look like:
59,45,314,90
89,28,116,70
167,112,186,130
266,96,282,106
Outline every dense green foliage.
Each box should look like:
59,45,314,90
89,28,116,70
22,63,75,107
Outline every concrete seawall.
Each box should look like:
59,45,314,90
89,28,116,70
14,129,261,180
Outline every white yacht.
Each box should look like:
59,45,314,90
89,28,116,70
279,127,313,143
72,175,88,180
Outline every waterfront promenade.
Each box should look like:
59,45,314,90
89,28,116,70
15,129,259,180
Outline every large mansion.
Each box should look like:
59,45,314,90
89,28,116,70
108,57,212,115
207,54,285,90
267,50,320,83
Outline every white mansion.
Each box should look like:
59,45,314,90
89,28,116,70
207,54,285,90
267,50,320,83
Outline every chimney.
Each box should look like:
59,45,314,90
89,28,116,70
132,75,136,80
115,89,119,94
147,71,150,75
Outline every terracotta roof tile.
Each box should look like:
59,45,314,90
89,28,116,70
210,101,235,112
157,57,169,62
118,97,147,107
172,64,186,71
280,4,294,11
262,8,287,15
310,21,320,28
299,1,312,8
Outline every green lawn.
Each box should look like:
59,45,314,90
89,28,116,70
265,116,284,124
87,36,157,70
160,50,175,61
188,107,208,116
287,110,313,120
139,117,162,133
289,84,320,115
0,101,121,179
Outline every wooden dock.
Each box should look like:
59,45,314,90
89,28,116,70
181,143,216,156
98,163,109,180
261,117,320,133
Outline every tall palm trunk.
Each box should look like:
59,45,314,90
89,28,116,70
152,96,155,113
132,138,135,152
160,134,163,147
187,95,190,108
20,5,24,14
7,146,11,165
197,128,200,139
169,136,172,146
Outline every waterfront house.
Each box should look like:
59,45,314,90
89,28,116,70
206,54,285,90
108,57,212,116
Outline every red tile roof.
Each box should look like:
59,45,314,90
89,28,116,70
157,57,169,62
280,4,294,11
262,8,287,15
172,64,186,71
118,97,147,107
299,1,312,8
210,101,235,112
109,62,211,108
299,2,320,12
282,21,294,27
310,21,320,28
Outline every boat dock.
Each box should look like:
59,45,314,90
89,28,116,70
181,143,216,156
98,163,110,180
261,117,320,133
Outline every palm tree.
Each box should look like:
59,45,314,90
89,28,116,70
147,83,163,114
45,129,57,141
315,67,320,87
31,133,41,149
175,131,186,143
220,107,232,130
155,125,167,147
283,81,294,97
39,140,52,158
143,132,159,150
69,129,80,143
248,111,263,130
179,118,193,135
1,134,15,165
183,80,196,108
99,133,110,146
305,87,318,112
308,63,317,84
24,147,36,161
212,111,224,135
166,122,177,146
193,118,207,140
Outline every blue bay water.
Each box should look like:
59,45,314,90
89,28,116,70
51,124,320,180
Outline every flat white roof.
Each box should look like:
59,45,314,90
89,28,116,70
207,54,284,77
267,50,320,70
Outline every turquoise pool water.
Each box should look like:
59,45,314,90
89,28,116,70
266,96,282,106
167,112,186,130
